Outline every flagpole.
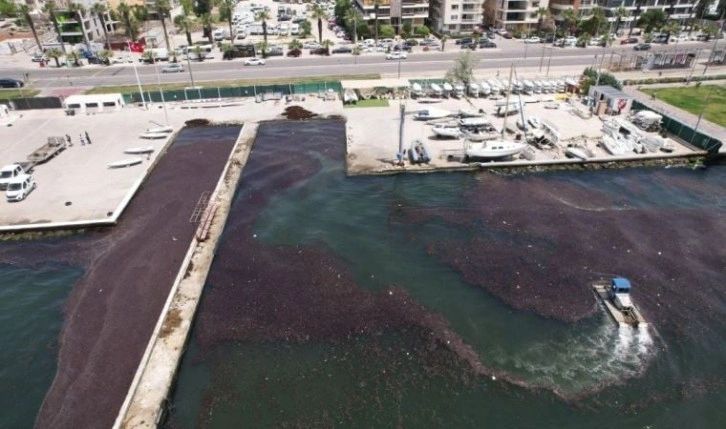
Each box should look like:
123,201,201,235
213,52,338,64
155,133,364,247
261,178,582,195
129,41,147,110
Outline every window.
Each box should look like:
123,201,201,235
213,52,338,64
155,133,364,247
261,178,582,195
452,4,459,9
450,14,459,20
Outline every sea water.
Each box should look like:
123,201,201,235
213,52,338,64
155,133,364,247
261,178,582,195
162,122,726,428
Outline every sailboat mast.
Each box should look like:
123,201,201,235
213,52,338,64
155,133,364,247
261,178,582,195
513,66,528,133
501,64,515,137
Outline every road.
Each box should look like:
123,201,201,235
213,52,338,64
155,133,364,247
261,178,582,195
3,43,714,89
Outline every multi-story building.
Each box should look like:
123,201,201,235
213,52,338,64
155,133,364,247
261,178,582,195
430,0,485,34
549,0,597,22
598,0,696,31
353,0,430,34
484,0,551,31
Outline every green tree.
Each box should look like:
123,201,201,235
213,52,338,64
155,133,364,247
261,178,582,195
661,20,681,43
638,8,667,33
579,7,606,37
175,14,195,46
321,38,334,55
255,10,271,44
153,0,172,51
379,24,395,38
288,38,303,50
535,6,550,33
581,66,621,94
402,20,412,38
220,42,236,59
192,45,206,62
91,3,111,50
218,0,238,42
300,20,312,37
345,7,361,44
311,3,327,43
414,26,430,37
446,51,478,86
195,0,213,39
561,8,578,35
0,0,16,17
19,5,42,53
96,48,112,64
613,6,629,34
373,0,381,43
254,41,268,58
440,34,448,51
45,47,64,67
43,1,67,55
68,2,91,52
68,50,81,67
116,2,136,40
200,13,214,44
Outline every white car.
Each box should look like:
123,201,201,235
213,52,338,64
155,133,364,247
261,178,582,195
524,37,541,44
244,57,266,66
112,55,133,64
303,41,321,50
673,34,689,43
6,174,36,202
564,36,577,46
386,52,407,60
162,63,184,73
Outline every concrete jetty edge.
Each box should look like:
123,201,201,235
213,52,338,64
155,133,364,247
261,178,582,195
113,123,257,428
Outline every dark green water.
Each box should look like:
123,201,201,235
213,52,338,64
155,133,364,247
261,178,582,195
0,262,82,429
164,122,726,428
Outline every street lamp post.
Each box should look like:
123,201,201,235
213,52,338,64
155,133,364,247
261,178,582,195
703,11,725,75
128,41,147,110
692,84,715,142
152,56,169,125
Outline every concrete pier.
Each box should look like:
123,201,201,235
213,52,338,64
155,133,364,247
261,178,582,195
113,124,257,428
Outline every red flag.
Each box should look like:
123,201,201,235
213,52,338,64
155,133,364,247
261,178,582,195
128,42,144,53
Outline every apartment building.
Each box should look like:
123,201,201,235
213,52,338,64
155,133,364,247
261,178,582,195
353,0,430,33
430,0,485,34
51,0,115,47
549,0,597,22
484,0,551,31
598,0,696,27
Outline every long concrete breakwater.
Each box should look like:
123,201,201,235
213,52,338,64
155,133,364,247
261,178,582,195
114,123,257,428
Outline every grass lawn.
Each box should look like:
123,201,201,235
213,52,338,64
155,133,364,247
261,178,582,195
85,73,381,95
0,89,41,99
640,85,726,127
344,98,390,108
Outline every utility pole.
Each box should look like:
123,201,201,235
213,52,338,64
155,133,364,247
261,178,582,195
703,10,725,75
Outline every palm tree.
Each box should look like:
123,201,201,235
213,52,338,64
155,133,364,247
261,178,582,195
561,8,578,36
192,45,205,62
43,1,67,55
255,10,271,44
440,34,448,51
45,47,64,67
661,20,681,43
174,14,195,46
220,42,236,59
68,50,80,67
200,13,214,45
629,0,644,37
68,2,92,53
373,0,381,44
345,7,361,44
535,7,550,33
311,4,327,44
19,5,43,53
91,3,111,51
288,38,303,50
96,48,112,64
116,2,136,40
613,6,629,34
151,0,171,51
321,38,333,55
218,0,237,42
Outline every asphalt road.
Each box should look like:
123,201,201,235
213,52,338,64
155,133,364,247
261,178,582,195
4,42,714,89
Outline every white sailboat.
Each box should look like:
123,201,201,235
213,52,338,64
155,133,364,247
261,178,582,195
432,123,463,139
465,140,527,159
414,108,451,120
430,83,443,97
479,81,491,96
411,82,424,97
107,158,143,168
468,82,480,97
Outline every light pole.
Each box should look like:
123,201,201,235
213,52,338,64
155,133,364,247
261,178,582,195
703,10,725,75
185,53,196,88
692,84,714,142
128,41,147,110
152,55,169,125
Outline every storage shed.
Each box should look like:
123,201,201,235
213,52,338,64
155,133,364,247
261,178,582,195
588,85,633,116
63,93,126,114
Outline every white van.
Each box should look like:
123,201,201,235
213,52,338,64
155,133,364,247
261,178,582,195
6,174,35,202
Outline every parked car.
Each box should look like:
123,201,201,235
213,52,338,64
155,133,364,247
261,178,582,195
31,53,47,62
479,41,497,48
673,34,689,43
460,42,476,50
310,47,330,55
620,37,639,45
564,36,577,46
303,41,321,50
695,33,709,41
161,63,184,73
264,47,284,56
634,43,652,51
0,163,27,190
456,37,473,46
243,57,266,65
331,45,352,54
524,36,541,44
286,48,302,57
112,55,133,63
0,78,23,88
543,35,555,43
502,32,513,39
393,43,412,52
652,34,668,43
5,174,36,202
385,52,407,60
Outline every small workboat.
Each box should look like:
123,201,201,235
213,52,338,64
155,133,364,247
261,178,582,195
124,146,155,155
458,108,484,118
592,277,647,327
108,158,143,169
409,139,431,164
565,146,589,160
432,123,463,139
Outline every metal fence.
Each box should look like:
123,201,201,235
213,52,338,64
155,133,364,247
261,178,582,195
0,97,63,110
632,100,722,156
122,81,343,104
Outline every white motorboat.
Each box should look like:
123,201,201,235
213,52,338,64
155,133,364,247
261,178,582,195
108,158,143,168
565,146,589,160
495,101,522,117
139,132,169,140
641,135,664,152
554,80,566,93
544,102,560,109
463,129,495,142
458,108,484,118
479,81,491,96
432,123,463,139
527,116,541,129
465,140,527,159
486,78,501,94
600,134,627,155
442,82,454,97
533,80,544,93
541,81,553,93
522,80,534,95
146,125,173,134
430,83,443,97
124,146,155,154
414,108,451,120
459,117,491,128
453,83,466,98
411,82,424,97
468,82,480,97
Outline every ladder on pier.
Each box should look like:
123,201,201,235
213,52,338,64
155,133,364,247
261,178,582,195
189,191,211,224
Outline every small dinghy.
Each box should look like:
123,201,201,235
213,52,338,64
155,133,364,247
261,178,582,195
139,132,169,140
528,116,541,129
409,139,431,164
124,146,155,155
108,158,143,169
565,146,589,161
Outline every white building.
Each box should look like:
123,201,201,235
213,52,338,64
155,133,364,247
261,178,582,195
353,0,430,34
431,0,485,34
485,0,551,31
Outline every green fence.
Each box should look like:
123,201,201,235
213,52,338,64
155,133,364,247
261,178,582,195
631,100,722,156
122,81,343,104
